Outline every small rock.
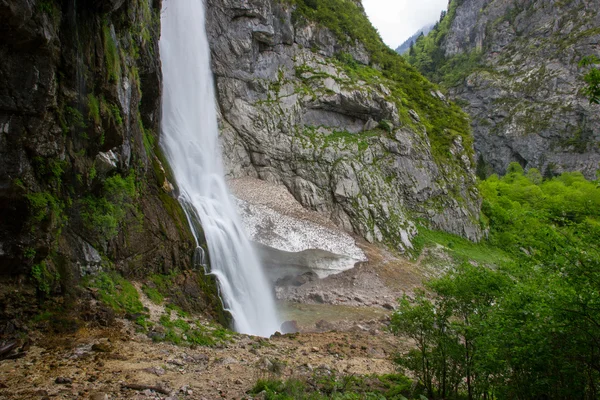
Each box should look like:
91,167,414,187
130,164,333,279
382,303,395,310
316,320,334,331
143,366,165,376
34,390,48,396
308,292,325,303
258,357,273,370
91,343,111,353
310,347,319,353
280,320,299,334
235,379,243,385
55,377,72,384
409,109,420,122
89,393,108,400
216,356,236,365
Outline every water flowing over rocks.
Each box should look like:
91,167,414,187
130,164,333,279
206,0,483,246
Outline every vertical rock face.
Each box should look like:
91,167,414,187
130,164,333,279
205,0,483,248
442,0,600,177
0,0,205,308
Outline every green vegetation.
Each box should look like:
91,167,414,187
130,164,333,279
411,226,510,266
87,93,101,125
405,1,483,88
102,20,121,82
392,163,600,399
31,261,59,295
88,271,144,314
80,173,139,241
26,191,62,224
579,55,600,104
156,312,234,347
289,0,473,163
142,284,164,305
250,374,424,399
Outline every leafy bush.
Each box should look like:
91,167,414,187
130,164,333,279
394,164,600,399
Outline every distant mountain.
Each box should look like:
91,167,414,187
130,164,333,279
395,24,435,54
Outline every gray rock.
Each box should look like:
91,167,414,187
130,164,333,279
441,0,600,178
203,0,483,250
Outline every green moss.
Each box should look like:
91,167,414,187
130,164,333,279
87,93,101,125
26,191,62,224
64,106,87,132
31,261,59,295
88,271,144,314
102,21,121,82
155,311,233,347
80,173,139,241
142,285,164,304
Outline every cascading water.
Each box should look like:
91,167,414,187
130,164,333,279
159,0,280,337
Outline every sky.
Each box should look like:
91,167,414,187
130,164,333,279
362,0,449,49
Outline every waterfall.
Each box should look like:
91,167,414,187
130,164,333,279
159,0,280,337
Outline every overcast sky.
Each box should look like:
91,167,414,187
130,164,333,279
362,0,449,49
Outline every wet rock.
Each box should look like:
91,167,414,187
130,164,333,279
280,320,298,334
315,320,334,331
309,292,325,304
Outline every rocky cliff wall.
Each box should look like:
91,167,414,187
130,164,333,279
442,0,600,177
205,0,483,249
0,0,220,329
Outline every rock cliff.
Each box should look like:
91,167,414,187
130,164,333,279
409,0,600,178
0,0,220,329
205,0,483,248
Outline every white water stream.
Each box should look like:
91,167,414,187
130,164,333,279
159,0,280,336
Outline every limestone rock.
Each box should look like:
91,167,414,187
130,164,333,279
440,0,600,178
206,0,483,245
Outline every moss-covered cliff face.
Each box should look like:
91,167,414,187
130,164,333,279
206,0,483,248
408,0,600,178
0,0,221,331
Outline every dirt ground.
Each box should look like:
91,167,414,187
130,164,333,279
0,237,438,400
0,314,409,400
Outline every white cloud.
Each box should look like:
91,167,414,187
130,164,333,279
362,0,449,49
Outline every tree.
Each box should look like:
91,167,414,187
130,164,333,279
579,55,600,104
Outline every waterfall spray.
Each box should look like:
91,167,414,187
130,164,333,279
159,0,280,336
